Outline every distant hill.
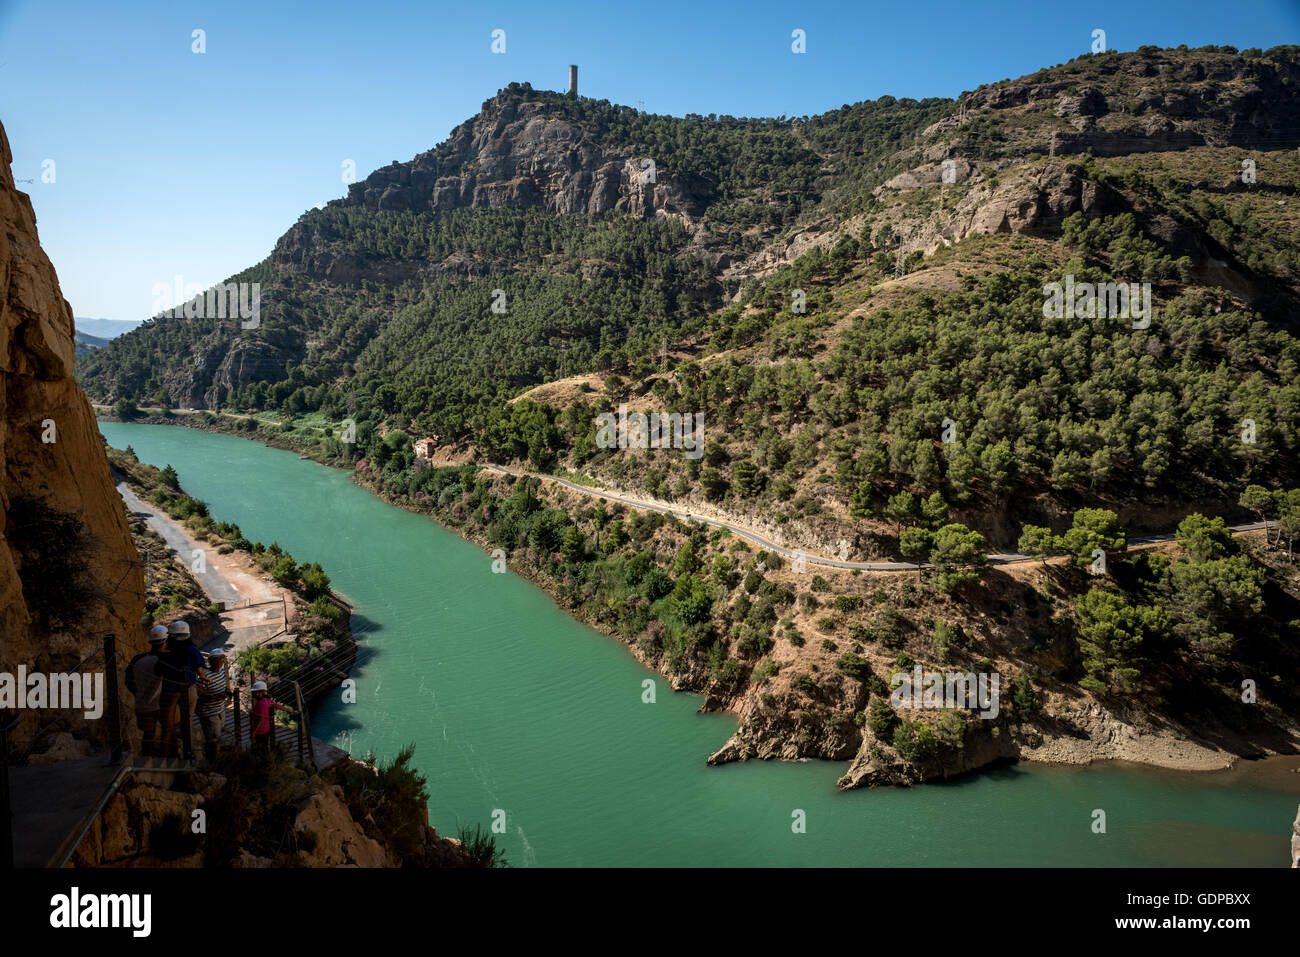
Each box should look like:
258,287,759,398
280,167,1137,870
74,329,109,362
74,317,142,339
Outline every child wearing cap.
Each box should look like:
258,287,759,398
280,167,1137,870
249,680,296,763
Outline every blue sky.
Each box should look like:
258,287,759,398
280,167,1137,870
2,0,1297,322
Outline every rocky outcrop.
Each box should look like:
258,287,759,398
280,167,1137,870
345,88,708,220
1289,806,1300,868
0,119,145,751
152,332,292,410
835,725,1018,789
708,691,862,764
271,86,712,284
939,161,1124,243
72,779,205,866
961,49,1300,157
1292,805,1299,867
71,762,472,868
292,784,393,867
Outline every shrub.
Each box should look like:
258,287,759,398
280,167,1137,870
868,698,899,738
791,673,818,695
837,652,873,681
892,720,938,762
834,594,862,613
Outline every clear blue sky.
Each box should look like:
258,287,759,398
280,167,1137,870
2,0,1297,322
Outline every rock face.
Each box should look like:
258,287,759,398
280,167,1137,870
292,784,393,867
961,51,1300,157
70,764,472,868
1292,805,1299,868
345,88,707,220
0,119,145,751
271,86,711,284
160,335,289,410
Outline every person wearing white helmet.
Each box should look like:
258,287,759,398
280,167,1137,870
249,679,296,763
124,624,169,758
196,647,233,763
158,619,207,761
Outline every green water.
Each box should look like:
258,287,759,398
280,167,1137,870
100,422,1299,866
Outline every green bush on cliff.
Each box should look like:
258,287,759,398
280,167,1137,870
837,651,873,681
867,698,899,738
892,720,938,762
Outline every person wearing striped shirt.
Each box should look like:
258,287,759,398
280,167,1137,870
197,647,232,763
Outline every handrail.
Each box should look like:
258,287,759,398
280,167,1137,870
48,763,131,868
292,681,314,772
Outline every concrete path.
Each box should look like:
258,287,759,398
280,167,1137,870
113,477,289,659
8,756,125,867
117,478,240,605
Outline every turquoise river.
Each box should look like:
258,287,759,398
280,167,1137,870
100,422,1299,867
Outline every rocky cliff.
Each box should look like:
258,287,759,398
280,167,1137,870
345,87,708,221
270,85,712,286
953,47,1300,158
1292,804,1299,867
0,119,145,753
72,761,475,868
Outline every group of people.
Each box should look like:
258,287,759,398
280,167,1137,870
125,621,296,764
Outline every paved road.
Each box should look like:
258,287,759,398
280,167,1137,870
453,462,1271,573
116,478,240,604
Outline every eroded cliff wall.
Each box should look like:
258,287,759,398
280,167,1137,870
0,119,145,751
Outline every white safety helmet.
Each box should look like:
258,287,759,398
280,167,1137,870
148,625,169,644
251,680,268,692
167,620,191,637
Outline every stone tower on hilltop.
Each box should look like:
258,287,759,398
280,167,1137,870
568,64,577,97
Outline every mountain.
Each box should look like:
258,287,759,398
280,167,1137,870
79,43,1300,784
74,317,143,339
74,329,109,362
80,44,1300,526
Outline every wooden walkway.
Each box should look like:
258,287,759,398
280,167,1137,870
148,704,347,771
8,711,348,867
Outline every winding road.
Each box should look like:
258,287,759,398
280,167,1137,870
113,474,287,655
116,477,239,604
453,462,1270,573
100,407,1272,573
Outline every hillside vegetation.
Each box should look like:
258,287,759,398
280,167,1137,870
85,44,1300,781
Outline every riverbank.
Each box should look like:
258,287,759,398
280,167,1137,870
106,444,357,706
350,458,1300,790
97,420,1300,867
97,413,1300,791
